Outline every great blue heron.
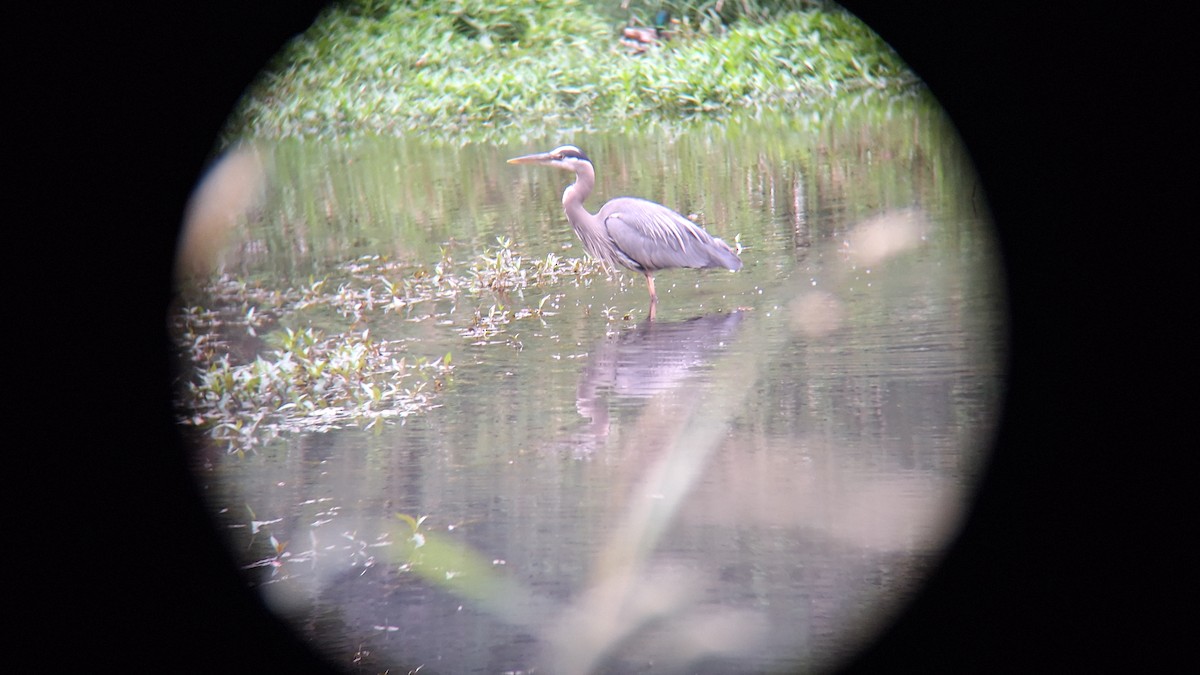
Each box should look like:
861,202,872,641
508,145,742,320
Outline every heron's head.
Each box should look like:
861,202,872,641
507,145,593,174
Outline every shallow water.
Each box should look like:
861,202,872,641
180,92,1004,673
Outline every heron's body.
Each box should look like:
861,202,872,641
508,145,742,319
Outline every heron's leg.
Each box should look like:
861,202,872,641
645,272,657,321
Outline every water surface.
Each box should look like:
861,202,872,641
179,92,1004,673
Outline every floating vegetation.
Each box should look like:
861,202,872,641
177,322,452,453
172,237,610,453
323,237,607,318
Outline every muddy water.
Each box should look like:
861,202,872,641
180,92,1004,673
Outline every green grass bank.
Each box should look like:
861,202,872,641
225,0,919,144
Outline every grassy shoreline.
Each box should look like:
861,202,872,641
224,0,918,144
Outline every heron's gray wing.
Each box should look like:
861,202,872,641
599,197,741,272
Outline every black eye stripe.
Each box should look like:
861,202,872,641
555,148,590,163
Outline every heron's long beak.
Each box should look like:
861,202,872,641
507,152,553,165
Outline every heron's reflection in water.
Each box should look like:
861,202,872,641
570,310,746,451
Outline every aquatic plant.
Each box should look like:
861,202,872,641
177,322,453,454
467,236,527,293
173,237,612,453
467,236,607,295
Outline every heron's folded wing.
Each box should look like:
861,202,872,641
602,198,726,271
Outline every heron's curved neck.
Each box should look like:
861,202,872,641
562,161,596,223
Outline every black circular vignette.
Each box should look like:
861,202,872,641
31,1,1183,671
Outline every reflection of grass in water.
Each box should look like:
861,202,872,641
172,237,609,454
